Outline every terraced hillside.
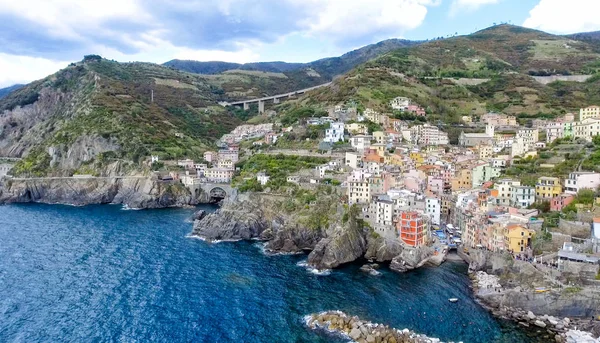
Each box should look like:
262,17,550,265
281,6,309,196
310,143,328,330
301,25,600,123
0,56,242,177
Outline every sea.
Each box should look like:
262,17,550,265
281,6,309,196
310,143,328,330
0,204,540,342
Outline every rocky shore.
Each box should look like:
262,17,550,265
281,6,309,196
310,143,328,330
0,177,203,209
191,192,436,272
306,311,446,343
472,271,600,342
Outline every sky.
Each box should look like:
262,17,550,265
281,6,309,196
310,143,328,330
1,0,600,87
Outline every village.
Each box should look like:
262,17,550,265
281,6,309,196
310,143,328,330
148,99,600,289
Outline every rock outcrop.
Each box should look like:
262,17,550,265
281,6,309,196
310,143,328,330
191,194,268,241
0,177,197,208
364,235,404,262
390,246,434,273
307,225,367,270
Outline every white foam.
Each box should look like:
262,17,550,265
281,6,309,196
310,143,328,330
254,242,304,256
297,260,331,276
121,204,142,211
184,234,241,243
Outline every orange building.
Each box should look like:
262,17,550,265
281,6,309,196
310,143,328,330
397,211,427,247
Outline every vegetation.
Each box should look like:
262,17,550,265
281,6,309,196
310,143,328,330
234,154,329,191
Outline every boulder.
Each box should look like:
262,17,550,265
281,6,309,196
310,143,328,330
535,320,547,328
527,311,536,320
349,328,362,340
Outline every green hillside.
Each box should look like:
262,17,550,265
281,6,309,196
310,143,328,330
300,25,600,123
0,56,243,177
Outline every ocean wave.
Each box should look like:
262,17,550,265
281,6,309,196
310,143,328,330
185,234,241,244
253,242,304,256
296,260,331,276
121,204,142,211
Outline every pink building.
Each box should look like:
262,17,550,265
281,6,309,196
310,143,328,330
551,193,575,212
427,177,444,196
564,172,600,195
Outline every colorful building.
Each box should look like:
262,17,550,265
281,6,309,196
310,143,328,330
536,177,562,201
504,224,535,253
551,193,575,212
397,211,427,247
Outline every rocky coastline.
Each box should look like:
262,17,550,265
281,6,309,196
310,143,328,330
465,249,600,342
305,311,445,343
191,192,436,272
0,177,207,209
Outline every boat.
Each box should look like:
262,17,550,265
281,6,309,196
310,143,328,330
449,298,459,303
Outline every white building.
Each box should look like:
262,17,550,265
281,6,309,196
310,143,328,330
545,122,564,143
370,196,395,227
516,128,539,146
345,152,362,169
205,168,234,183
564,172,600,195
511,185,536,208
493,179,521,206
324,122,345,143
390,97,411,110
425,197,441,225
257,172,270,186
411,124,449,146
350,135,372,151
574,118,600,141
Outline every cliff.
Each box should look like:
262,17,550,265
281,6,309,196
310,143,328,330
191,192,432,271
0,177,199,209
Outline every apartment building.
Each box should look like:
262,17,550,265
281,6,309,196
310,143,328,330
397,211,427,247
579,105,600,121
536,177,562,201
564,172,600,194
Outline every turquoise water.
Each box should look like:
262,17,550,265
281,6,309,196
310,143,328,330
0,204,534,342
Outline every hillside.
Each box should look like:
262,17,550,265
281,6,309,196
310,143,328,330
301,25,600,123
165,39,418,97
0,84,24,100
0,56,243,177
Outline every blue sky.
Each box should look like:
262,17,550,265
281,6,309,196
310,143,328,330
1,0,599,87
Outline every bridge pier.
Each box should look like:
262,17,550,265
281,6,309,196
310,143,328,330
258,100,265,114
243,102,250,111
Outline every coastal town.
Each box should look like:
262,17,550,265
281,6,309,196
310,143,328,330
152,100,600,266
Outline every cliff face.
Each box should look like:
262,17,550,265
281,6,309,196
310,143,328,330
191,193,433,271
0,177,198,209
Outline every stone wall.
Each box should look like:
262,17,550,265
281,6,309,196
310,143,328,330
558,219,591,239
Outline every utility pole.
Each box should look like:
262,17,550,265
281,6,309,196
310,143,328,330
151,89,154,103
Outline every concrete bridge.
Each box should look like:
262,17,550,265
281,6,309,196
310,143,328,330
223,82,331,113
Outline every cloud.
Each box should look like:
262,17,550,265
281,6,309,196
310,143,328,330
450,0,499,15
0,54,70,87
296,0,438,46
0,0,436,61
523,0,600,34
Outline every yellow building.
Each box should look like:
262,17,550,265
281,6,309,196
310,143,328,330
477,144,493,160
373,131,387,144
536,176,562,201
451,168,472,192
579,105,600,121
409,151,424,166
504,224,535,253
372,143,387,157
388,153,404,167
345,123,368,135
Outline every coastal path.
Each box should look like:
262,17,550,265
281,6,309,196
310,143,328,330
262,149,346,159
9,176,148,181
